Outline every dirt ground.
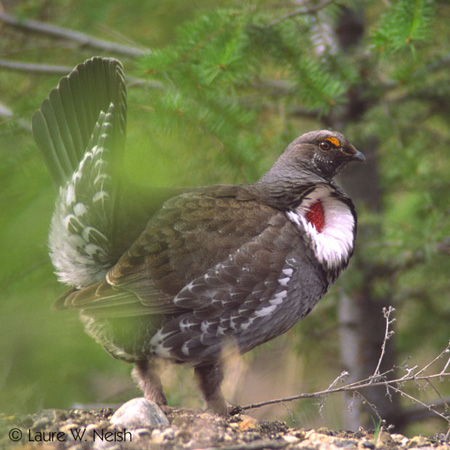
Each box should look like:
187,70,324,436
1,406,449,449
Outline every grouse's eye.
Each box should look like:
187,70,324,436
319,141,332,151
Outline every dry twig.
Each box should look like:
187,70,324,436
239,369,450,413
371,306,396,382
239,307,450,429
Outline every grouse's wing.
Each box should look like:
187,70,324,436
152,207,329,361
54,189,328,333
53,188,274,315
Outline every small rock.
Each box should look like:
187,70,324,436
161,427,175,440
283,434,300,443
238,415,259,431
110,397,169,429
151,427,175,442
407,436,431,448
391,433,409,447
31,409,59,430
70,445,86,450
135,427,151,437
60,422,80,434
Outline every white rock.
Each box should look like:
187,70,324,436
110,397,169,429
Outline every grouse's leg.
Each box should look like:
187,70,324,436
132,360,168,407
195,362,227,415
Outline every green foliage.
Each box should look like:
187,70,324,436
139,10,262,181
371,0,435,54
138,6,352,180
251,21,347,112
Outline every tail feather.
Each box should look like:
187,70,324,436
32,57,126,188
33,57,127,288
49,104,118,287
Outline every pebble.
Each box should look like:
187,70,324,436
283,434,300,443
238,415,259,431
110,397,169,429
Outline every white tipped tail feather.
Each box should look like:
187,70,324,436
49,108,116,288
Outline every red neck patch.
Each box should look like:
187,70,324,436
305,200,325,232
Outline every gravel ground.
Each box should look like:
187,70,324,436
1,405,449,449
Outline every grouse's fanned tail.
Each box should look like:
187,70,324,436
32,57,127,288
32,57,127,188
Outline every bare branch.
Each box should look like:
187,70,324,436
0,59,163,91
268,0,336,27
327,370,349,390
239,337,450,428
240,371,450,409
388,384,450,424
0,12,145,58
441,351,450,375
423,379,450,413
239,329,450,419
370,306,396,383
354,390,385,426
0,59,73,75
318,370,349,416
415,341,450,377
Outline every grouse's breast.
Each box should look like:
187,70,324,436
286,185,356,278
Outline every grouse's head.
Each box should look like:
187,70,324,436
261,130,365,184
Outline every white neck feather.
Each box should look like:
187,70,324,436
287,185,355,270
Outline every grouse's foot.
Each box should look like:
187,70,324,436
195,362,228,416
133,360,168,406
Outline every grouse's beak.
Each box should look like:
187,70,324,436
351,149,366,163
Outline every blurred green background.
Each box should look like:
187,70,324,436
1,0,449,436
